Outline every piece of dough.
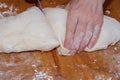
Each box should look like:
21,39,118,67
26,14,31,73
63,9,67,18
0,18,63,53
0,7,120,55
0,7,59,52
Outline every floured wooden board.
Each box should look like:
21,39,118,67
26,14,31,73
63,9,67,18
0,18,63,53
0,0,120,80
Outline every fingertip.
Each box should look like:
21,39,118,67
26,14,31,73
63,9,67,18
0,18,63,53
64,36,73,50
88,25,102,49
79,31,93,50
64,42,71,50
87,34,97,49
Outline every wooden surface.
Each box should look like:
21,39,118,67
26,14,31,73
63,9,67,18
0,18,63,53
0,0,120,80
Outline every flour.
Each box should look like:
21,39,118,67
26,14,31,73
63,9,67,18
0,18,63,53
95,74,112,80
0,70,29,80
0,53,41,67
0,3,18,18
97,50,120,79
33,71,53,80
0,53,42,80
32,64,53,80
114,47,118,50
105,10,111,15
0,2,7,8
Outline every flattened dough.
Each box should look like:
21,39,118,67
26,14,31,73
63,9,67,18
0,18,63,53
0,7,120,55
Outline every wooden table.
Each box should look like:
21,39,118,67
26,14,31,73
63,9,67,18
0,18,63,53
0,0,120,80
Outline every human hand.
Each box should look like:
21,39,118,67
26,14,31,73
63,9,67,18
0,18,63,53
64,0,105,54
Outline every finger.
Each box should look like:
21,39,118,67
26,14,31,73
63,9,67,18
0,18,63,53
88,23,102,49
88,9,103,48
64,11,78,50
70,20,87,54
78,23,94,52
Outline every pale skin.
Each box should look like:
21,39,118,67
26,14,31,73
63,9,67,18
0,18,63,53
64,0,105,54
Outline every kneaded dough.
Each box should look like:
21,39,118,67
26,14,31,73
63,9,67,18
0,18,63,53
0,7,120,55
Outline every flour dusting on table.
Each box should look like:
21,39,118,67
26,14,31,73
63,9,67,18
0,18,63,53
33,71,53,80
0,2,18,18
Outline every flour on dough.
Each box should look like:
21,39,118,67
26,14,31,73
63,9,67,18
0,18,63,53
0,7,120,55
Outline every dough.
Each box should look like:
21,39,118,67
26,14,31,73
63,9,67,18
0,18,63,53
0,7,59,52
0,7,120,55
44,8,70,55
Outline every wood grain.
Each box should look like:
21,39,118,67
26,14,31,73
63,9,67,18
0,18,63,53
0,0,120,80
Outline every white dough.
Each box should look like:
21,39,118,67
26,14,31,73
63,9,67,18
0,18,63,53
44,8,70,55
0,7,59,52
0,7,120,55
